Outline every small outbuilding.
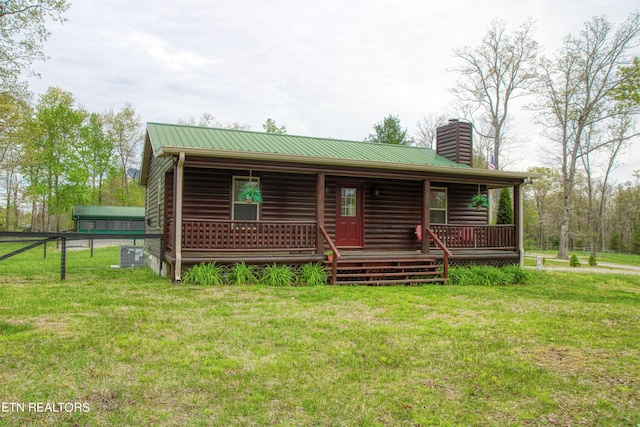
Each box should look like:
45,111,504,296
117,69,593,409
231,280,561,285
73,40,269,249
72,206,145,234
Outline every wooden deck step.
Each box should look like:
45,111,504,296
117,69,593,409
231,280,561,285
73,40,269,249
325,256,446,285
335,269,441,278
339,277,446,285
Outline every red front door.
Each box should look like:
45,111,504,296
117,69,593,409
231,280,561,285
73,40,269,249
336,183,363,247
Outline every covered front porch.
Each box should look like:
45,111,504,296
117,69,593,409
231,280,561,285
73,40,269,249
142,121,533,283
165,218,520,284
162,155,526,284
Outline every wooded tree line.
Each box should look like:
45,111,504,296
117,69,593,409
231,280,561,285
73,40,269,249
524,167,640,254
414,12,640,258
2,2,640,257
0,87,144,231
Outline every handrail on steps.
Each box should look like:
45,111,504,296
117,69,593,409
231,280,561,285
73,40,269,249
319,226,341,285
425,227,452,282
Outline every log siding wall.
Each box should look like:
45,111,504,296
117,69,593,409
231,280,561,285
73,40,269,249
144,156,172,258
145,160,499,255
361,180,487,252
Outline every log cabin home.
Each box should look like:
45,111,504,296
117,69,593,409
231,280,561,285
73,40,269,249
140,119,535,284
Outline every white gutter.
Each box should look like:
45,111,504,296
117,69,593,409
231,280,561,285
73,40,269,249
518,181,526,267
174,152,185,282
155,146,539,181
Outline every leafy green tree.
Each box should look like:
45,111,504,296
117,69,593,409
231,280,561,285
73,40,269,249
613,56,640,106
633,219,640,254
524,166,563,249
0,93,29,163
496,188,514,224
0,0,70,94
23,87,88,231
262,118,287,134
178,113,250,130
104,103,143,196
80,112,116,204
0,93,31,230
100,170,144,207
366,115,413,145
610,181,640,253
610,233,622,252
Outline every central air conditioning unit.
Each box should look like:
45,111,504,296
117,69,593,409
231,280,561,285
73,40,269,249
120,246,144,268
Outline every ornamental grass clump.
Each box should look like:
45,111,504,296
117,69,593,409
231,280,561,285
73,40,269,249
182,262,225,286
227,262,258,286
259,263,296,287
297,263,328,286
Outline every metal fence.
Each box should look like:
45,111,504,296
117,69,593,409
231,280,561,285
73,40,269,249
0,232,163,280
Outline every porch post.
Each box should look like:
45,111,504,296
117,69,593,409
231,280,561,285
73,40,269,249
421,179,430,254
316,172,325,255
514,183,523,267
174,152,186,281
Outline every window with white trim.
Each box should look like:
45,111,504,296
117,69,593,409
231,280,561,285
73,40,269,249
232,176,260,221
430,187,447,223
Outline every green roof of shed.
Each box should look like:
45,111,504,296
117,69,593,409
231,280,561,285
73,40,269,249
72,206,145,219
145,123,467,169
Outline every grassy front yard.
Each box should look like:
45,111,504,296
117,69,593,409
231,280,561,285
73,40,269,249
0,246,639,425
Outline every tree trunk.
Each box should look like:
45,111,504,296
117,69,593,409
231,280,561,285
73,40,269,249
123,164,130,195
558,181,572,259
12,187,18,231
588,201,596,258
539,222,544,251
4,175,10,230
559,216,570,259
30,200,36,231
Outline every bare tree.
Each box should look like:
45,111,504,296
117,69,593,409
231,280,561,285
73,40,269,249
532,13,640,259
414,113,448,149
451,19,539,170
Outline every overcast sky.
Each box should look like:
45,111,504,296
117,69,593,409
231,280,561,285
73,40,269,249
27,0,640,180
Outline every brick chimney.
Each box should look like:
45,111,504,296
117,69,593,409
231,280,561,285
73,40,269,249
436,119,473,167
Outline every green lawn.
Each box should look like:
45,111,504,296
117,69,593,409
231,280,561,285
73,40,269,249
1,245,639,426
525,249,640,267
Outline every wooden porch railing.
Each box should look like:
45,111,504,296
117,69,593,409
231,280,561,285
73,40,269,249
429,224,516,250
319,225,341,285
170,219,317,252
425,227,452,281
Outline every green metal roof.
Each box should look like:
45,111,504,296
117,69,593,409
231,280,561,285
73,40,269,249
72,205,145,219
145,122,468,169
